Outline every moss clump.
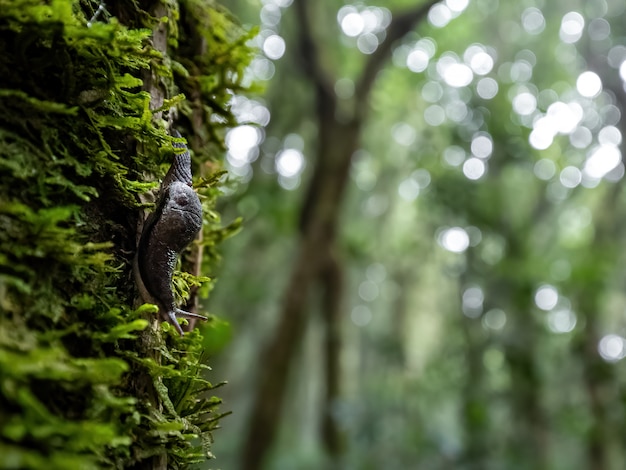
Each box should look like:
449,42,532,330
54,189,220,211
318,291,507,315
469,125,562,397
0,0,254,468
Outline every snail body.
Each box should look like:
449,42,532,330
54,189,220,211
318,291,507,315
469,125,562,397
135,131,206,335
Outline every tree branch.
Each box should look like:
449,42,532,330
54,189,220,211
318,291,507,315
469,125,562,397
293,0,335,100
354,0,439,104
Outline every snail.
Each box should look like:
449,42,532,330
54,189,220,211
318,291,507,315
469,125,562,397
134,130,207,335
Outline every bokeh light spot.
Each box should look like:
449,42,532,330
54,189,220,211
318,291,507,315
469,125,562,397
464,45,495,75
510,60,533,82
357,33,379,54
476,78,498,99
483,309,506,330
440,227,470,253
340,12,364,37
398,178,420,201
407,49,430,72
470,52,494,75
521,7,545,35
446,100,469,122
442,63,473,87
260,5,281,27
226,125,261,168
619,60,626,82
529,127,553,150
548,309,577,333
534,159,556,180
549,101,583,134
598,126,622,146
560,166,582,188
576,71,602,98
598,334,626,362
534,284,558,311
422,81,444,102
570,126,593,149
446,0,469,13
413,169,431,188
263,34,286,60
588,18,610,41
559,11,584,43
265,0,293,6
443,146,465,166
609,45,626,68
512,92,537,116
471,134,493,159
429,3,452,28
249,57,276,81
392,123,416,146
424,105,446,126
462,286,484,318
275,148,305,177
584,145,621,179
463,157,486,180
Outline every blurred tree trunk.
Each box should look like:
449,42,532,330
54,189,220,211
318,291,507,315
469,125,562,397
573,184,624,470
459,257,490,468
241,110,361,470
241,1,438,468
576,302,614,470
502,238,549,469
503,309,549,469
460,316,489,468
320,253,345,457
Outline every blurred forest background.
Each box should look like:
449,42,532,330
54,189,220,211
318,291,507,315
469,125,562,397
204,0,626,468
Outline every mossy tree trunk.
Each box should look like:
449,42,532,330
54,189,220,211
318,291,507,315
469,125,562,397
0,1,253,468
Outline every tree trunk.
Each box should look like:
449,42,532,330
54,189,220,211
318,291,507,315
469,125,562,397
0,1,251,467
320,251,345,458
241,116,360,470
240,2,438,467
574,184,623,470
460,315,489,468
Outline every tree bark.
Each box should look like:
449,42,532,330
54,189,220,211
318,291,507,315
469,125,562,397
136,3,169,469
320,251,344,458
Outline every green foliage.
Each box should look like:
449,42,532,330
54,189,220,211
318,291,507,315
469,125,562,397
199,318,233,357
0,0,254,468
207,0,626,469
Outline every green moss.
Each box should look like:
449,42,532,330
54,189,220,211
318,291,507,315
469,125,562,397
0,0,254,468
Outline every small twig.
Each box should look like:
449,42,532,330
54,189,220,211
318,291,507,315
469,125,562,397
354,0,440,105
87,2,108,28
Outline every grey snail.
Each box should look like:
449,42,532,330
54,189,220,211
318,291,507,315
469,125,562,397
134,130,207,335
